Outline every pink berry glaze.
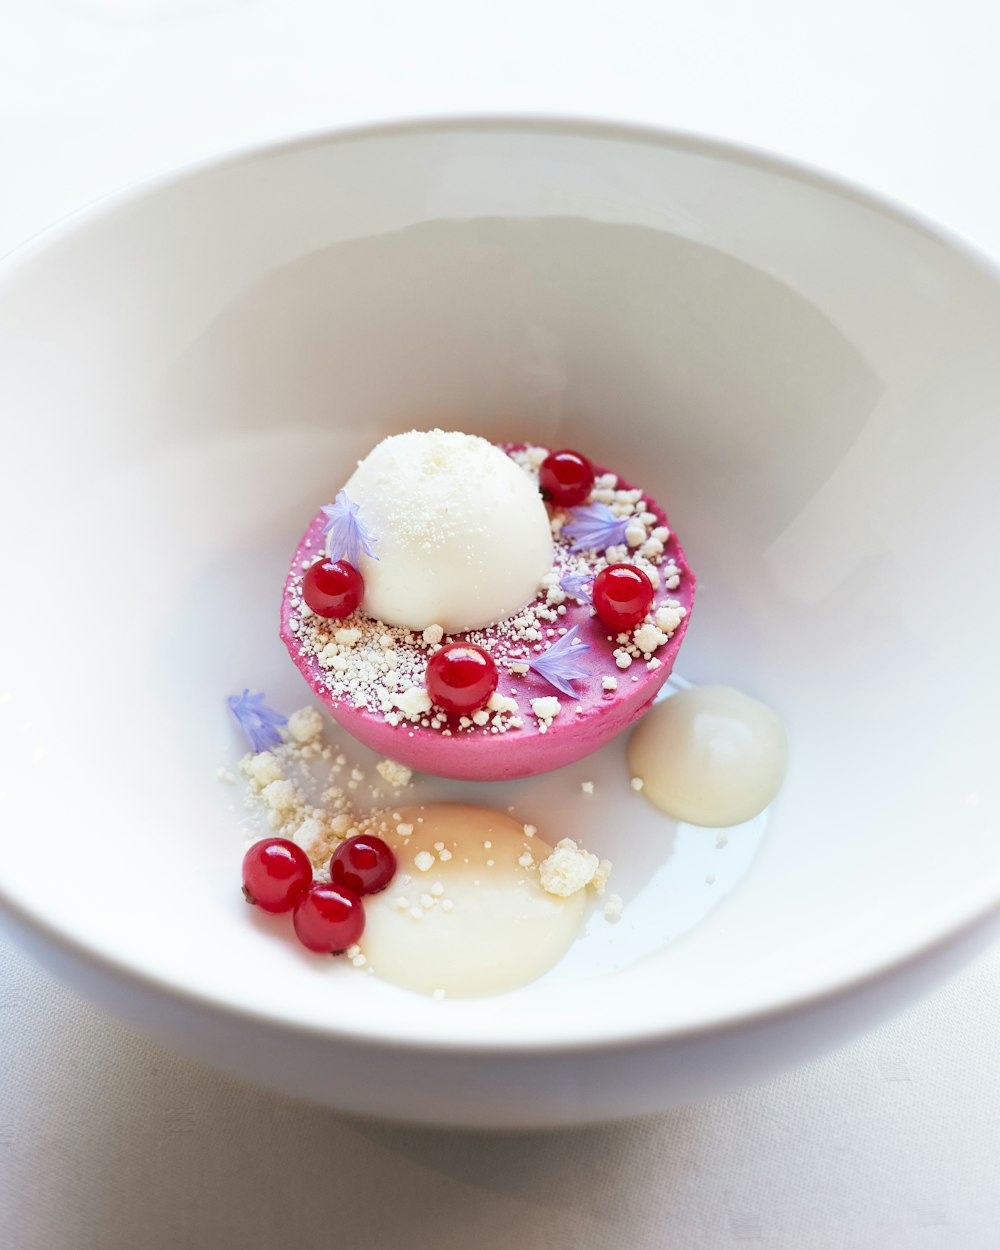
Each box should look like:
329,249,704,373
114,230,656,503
279,453,695,781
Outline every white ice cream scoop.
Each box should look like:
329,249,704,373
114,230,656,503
340,429,553,633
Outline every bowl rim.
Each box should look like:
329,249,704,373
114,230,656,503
3,111,1000,1055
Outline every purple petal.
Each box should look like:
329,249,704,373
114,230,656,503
559,573,593,604
562,502,628,553
227,689,287,752
321,490,378,567
528,625,592,697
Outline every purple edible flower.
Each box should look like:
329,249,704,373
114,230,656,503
227,689,288,752
559,572,594,604
528,625,591,697
562,502,629,553
321,490,378,568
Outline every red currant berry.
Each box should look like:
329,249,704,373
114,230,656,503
425,642,499,715
538,449,595,507
330,835,397,896
292,882,365,953
242,838,312,913
592,563,655,631
302,558,363,619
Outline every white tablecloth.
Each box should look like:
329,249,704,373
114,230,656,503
3,3,1000,1245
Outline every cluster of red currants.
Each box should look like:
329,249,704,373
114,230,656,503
241,834,397,953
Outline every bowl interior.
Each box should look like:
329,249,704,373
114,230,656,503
2,120,999,1048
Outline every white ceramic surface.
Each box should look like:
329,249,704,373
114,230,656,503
1,118,999,1127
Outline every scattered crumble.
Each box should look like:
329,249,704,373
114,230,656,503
414,850,435,873
602,675,617,692
287,706,324,743
530,696,561,731
376,758,413,789
539,838,600,897
630,777,644,792
604,893,624,922
248,751,283,787
591,859,613,896
581,781,594,796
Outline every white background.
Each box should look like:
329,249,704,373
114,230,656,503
2,2,1000,1246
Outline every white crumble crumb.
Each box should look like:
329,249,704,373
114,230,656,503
422,624,444,646
604,893,624,922
472,709,490,727
420,893,436,909
646,658,662,671
393,687,432,720
262,779,296,811
625,521,646,548
351,953,367,967
539,839,600,897
375,755,410,785
216,767,237,784
393,896,410,911
287,706,324,743
292,817,325,855
615,652,633,670
602,675,618,692
523,823,537,838
716,832,729,849
591,858,613,895
630,777,644,792
248,752,283,787
441,899,455,912
531,696,561,727
396,822,414,837
408,907,425,921
438,849,453,862
633,623,667,655
518,851,535,868
655,603,686,635
430,882,445,897
414,851,435,873
581,781,594,796
487,691,519,715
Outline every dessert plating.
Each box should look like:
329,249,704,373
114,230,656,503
279,432,696,780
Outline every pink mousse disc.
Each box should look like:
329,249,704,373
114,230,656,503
279,458,695,782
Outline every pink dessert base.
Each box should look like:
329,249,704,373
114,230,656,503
280,461,695,782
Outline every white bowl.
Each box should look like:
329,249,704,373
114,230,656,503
2,118,999,1128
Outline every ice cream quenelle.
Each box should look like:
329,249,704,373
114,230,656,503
280,430,695,781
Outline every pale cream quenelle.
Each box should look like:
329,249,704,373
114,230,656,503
342,429,553,633
628,685,788,827
361,805,587,997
